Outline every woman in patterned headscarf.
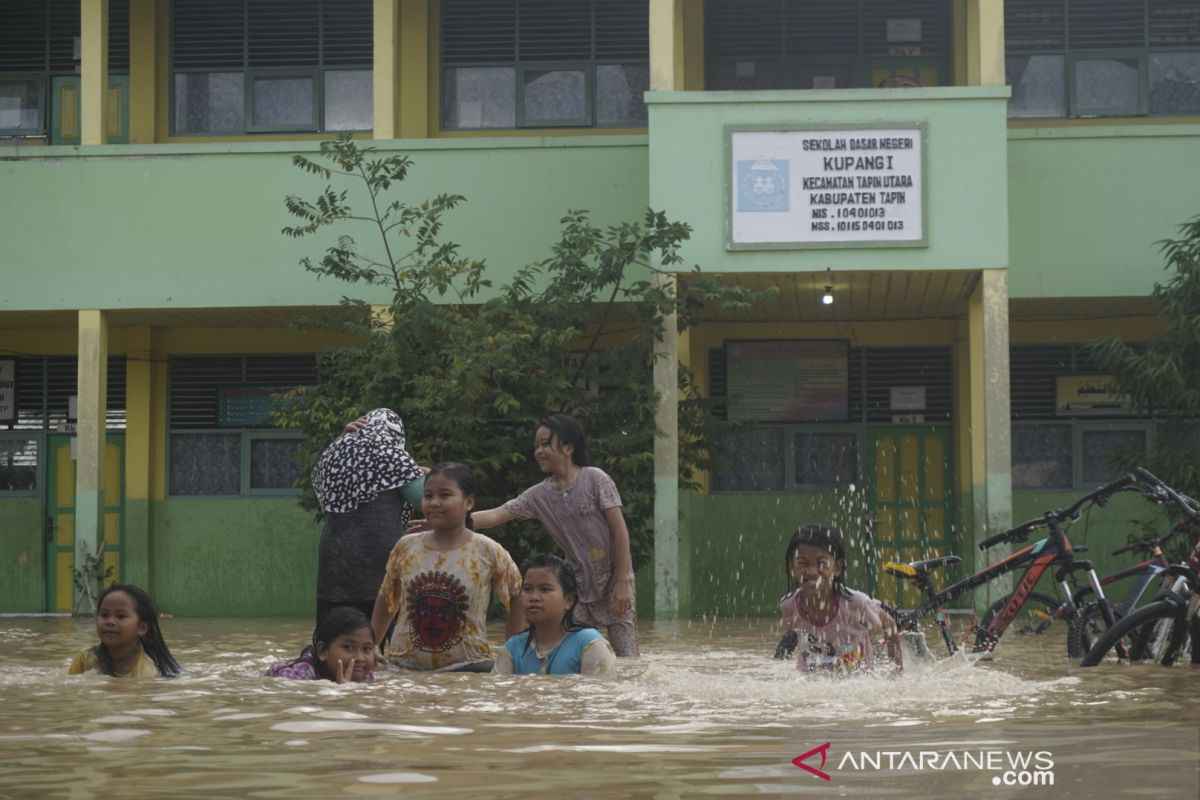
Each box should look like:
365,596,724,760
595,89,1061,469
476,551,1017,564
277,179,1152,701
312,408,426,624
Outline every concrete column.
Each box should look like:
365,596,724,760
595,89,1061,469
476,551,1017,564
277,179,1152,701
649,0,681,91
373,0,400,138
127,0,156,143
75,310,109,611
124,327,154,588
80,0,110,145
398,0,429,138
966,0,1006,86
968,270,1013,609
653,275,681,618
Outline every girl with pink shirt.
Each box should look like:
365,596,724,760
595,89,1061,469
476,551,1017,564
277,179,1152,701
778,524,901,673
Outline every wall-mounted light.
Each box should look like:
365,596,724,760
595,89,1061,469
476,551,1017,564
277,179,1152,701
821,286,834,305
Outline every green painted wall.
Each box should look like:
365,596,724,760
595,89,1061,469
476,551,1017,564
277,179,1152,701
152,498,319,615
679,490,955,617
0,499,44,612
1008,124,1200,298
646,87,1011,273
0,137,648,312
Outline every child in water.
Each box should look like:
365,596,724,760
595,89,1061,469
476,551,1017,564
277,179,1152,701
778,524,901,673
494,554,616,676
372,463,524,672
265,606,378,682
67,583,180,678
413,415,639,657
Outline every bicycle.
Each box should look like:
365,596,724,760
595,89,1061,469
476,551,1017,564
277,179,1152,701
880,473,1146,658
1081,472,1200,667
979,517,1183,658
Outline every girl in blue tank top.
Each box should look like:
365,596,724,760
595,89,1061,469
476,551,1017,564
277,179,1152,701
494,554,616,676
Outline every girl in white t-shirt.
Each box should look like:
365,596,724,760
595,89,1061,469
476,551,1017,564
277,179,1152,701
778,524,901,673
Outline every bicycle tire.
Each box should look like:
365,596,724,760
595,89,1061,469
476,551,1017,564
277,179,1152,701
1080,599,1187,666
973,591,1065,653
1129,604,1193,665
1067,602,1124,661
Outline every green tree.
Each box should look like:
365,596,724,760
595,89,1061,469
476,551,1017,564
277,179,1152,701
1088,214,1200,551
275,135,770,570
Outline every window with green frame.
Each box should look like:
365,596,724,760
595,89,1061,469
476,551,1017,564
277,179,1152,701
1010,344,1157,489
440,0,650,130
704,0,952,91
0,0,128,136
1005,0,1200,118
171,0,373,135
167,355,314,496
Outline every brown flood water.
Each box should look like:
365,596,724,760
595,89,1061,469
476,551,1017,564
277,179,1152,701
0,615,1196,799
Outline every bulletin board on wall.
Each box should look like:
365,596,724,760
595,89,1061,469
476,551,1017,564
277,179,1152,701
725,340,850,423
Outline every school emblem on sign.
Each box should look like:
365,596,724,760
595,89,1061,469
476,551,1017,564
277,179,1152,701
737,159,789,212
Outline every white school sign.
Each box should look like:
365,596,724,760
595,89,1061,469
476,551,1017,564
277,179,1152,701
729,126,925,248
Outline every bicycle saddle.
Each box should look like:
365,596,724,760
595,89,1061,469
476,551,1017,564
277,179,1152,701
883,555,962,580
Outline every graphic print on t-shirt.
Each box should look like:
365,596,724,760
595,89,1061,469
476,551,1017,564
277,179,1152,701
406,570,469,652
800,632,866,672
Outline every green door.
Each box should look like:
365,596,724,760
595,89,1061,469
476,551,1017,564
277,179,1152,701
868,426,953,608
45,434,125,612
49,75,129,145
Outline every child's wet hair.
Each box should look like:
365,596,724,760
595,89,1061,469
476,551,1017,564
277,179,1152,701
424,462,476,529
537,414,591,467
785,523,851,597
310,606,373,680
519,553,587,654
94,583,181,677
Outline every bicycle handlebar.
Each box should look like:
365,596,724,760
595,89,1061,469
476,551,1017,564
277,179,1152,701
1133,467,1200,519
979,473,1138,551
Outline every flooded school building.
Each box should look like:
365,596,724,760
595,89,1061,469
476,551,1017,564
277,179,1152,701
2,1,1198,618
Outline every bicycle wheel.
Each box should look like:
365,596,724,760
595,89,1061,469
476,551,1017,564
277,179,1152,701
1081,599,1188,667
1129,604,1193,665
1068,602,1124,661
973,592,1064,653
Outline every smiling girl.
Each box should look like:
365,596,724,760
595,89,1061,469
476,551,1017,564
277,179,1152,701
68,583,180,678
266,606,377,682
371,463,524,672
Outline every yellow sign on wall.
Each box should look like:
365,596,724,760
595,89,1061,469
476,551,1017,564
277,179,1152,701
1056,375,1132,416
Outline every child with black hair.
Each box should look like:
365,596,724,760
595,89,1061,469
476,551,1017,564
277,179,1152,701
412,414,639,657
777,524,901,673
494,554,616,676
266,606,377,682
68,583,180,678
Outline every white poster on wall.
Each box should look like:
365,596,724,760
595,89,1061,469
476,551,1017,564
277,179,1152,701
0,360,15,423
729,126,925,248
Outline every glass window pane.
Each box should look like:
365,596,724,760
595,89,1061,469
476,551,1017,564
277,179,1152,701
794,432,857,486
1007,55,1066,118
1150,52,1200,115
711,427,786,491
0,80,42,132
1012,425,1072,490
250,438,303,490
596,63,648,126
443,67,515,129
174,72,244,134
523,69,586,125
1074,58,1140,114
252,76,314,128
0,439,38,491
324,69,373,131
1081,429,1146,483
170,434,240,495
